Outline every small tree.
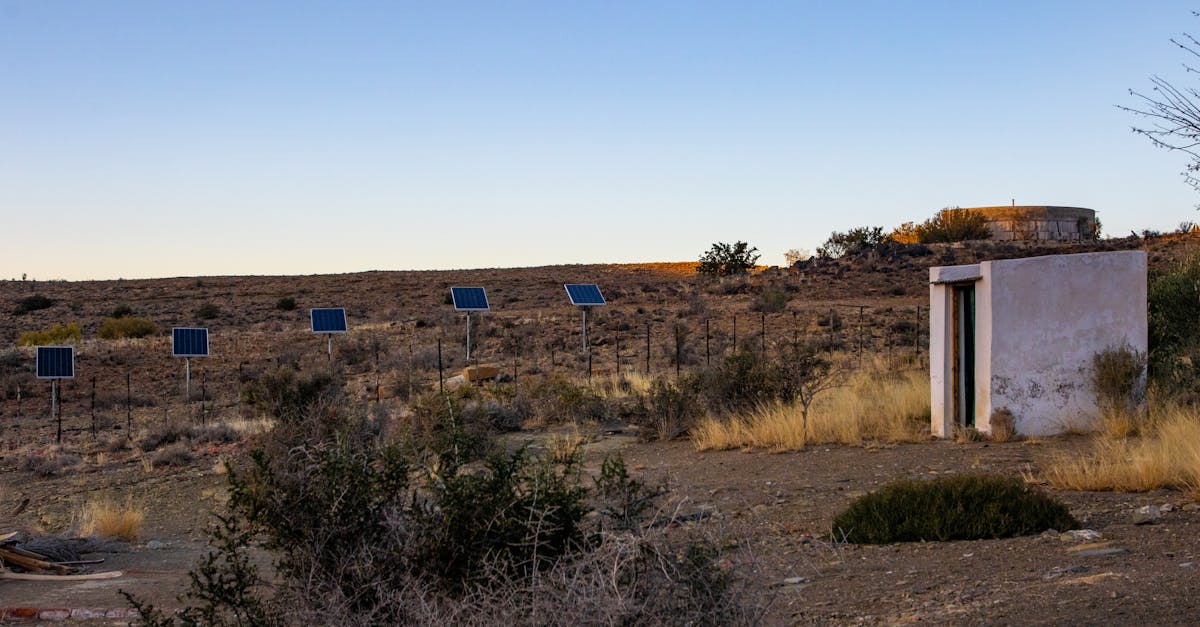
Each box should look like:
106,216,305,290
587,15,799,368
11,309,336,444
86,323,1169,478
816,227,887,258
915,207,992,243
1120,16,1200,196
697,241,760,277
783,248,811,266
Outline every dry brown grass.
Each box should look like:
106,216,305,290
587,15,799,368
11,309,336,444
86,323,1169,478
692,367,929,451
77,497,144,541
1043,405,1200,493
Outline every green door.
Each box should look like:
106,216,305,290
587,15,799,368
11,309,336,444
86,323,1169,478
954,285,976,428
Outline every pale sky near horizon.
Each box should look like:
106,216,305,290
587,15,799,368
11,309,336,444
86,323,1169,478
4,1,1200,280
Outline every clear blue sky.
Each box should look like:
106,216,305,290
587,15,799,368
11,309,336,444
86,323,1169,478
3,1,1199,280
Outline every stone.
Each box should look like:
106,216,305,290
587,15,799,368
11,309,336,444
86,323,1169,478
1161,503,1176,513
463,365,500,382
146,540,166,550
1132,505,1163,525
1180,562,1197,569
1077,547,1127,558
1060,529,1103,542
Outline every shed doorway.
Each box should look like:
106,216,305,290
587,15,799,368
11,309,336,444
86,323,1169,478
952,284,976,428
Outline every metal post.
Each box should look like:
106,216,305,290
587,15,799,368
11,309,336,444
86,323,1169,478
588,351,593,381
201,370,207,424
915,305,922,354
52,379,60,444
185,358,191,402
327,335,333,361
90,376,96,437
858,305,865,361
761,311,766,356
675,327,681,380
645,322,651,374
437,338,444,395
705,319,710,366
615,332,621,375
126,370,132,438
732,314,737,353
582,308,589,352
466,312,472,361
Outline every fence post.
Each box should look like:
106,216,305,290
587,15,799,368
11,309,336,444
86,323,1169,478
760,311,766,356
126,370,132,438
437,338,444,395
645,322,651,374
705,318,710,366
90,376,97,438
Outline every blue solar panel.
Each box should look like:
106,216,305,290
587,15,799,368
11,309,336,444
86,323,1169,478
172,328,210,357
565,284,606,306
36,346,75,379
310,308,348,333
451,287,490,311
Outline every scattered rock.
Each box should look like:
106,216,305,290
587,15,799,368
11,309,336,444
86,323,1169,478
1161,503,1176,513
146,540,166,550
1043,565,1088,580
1183,503,1200,512
1132,505,1163,525
1060,529,1103,542
1180,562,1197,569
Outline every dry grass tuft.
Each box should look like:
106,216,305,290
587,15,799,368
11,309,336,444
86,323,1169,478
1043,405,1200,492
546,429,588,463
692,367,929,451
77,498,144,541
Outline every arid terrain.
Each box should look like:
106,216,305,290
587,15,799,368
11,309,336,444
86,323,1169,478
2,235,1199,624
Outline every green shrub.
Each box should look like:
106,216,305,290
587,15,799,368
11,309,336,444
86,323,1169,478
697,241,760,276
751,285,789,313
18,322,82,346
98,316,159,339
241,365,343,423
832,474,1078,543
1091,344,1147,414
197,302,222,319
275,296,296,311
12,294,55,315
1148,254,1200,396
641,377,704,440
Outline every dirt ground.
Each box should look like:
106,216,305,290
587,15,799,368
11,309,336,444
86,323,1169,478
5,430,1200,624
4,235,1200,623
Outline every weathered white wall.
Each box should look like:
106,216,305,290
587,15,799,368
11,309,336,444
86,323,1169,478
930,250,1147,437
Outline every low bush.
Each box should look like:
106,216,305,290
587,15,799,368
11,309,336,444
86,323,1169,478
98,316,159,339
275,296,297,311
197,303,222,319
13,293,54,315
240,365,342,423
18,322,81,346
832,474,1077,543
126,396,757,625
151,444,195,468
110,303,134,318
20,450,81,477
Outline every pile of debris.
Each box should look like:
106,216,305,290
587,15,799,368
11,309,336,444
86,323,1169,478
0,532,123,581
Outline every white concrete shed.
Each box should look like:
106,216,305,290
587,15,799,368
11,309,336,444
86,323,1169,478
930,250,1147,437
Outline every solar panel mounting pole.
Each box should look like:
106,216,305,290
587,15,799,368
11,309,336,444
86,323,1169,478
185,358,191,401
581,307,590,352
51,379,59,443
466,312,473,361
327,335,333,361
